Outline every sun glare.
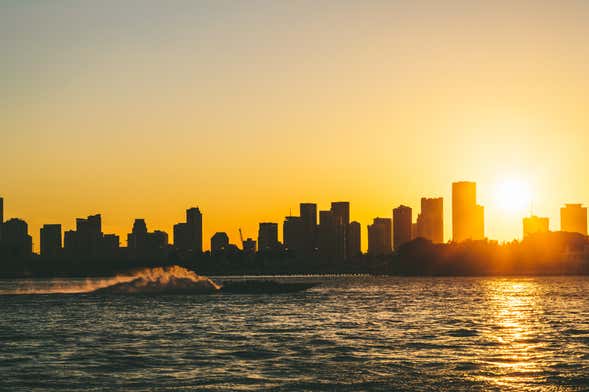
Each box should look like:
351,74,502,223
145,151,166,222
494,178,532,214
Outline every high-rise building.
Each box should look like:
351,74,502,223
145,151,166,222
523,215,550,238
560,204,588,235
211,232,229,253
452,181,485,242
367,217,392,256
300,203,317,254
347,221,361,258
330,202,350,260
393,205,412,250
416,197,444,243
283,216,305,253
258,222,279,252
174,207,203,254
127,219,168,260
67,214,103,257
40,224,62,258
2,218,32,258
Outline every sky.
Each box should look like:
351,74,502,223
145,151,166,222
2,0,589,251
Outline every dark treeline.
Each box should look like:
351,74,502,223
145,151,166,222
1,231,588,278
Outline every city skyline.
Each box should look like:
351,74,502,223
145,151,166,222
1,179,588,255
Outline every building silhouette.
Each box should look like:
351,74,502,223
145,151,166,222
2,218,32,259
258,223,279,252
452,182,484,242
40,224,62,258
560,204,588,235
331,202,349,260
347,221,361,258
63,214,103,258
127,219,168,260
367,217,392,256
416,197,444,243
300,203,317,254
523,215,549,238
393,205,412,250
283,215,305,253
211,232,229,254
173,207,203,255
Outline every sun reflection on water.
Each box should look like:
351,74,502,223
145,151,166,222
478,279,547,389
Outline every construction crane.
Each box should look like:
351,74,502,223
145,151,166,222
238,228,244,250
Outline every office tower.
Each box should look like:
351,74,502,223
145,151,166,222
416,197,444,243
367,217,392,256
100,234,120,258
560,204,588,235
330,202,350,260
347,221,361,258
393,205,412,250
211,232,229,253
242,238,256,254
2,218,32,258
40,224,62,258
258,222,279,252
186,207,203,253
283,216,305,253
0,196,3,240
300,203,317,254
70,214,103,257
523,215,550,238
318,210,338,260
452,181,485,242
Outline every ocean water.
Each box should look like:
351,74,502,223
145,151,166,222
1,275,589,391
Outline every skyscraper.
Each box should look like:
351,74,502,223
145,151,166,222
560,204,588,235
300,203,317,254
174,207,203,254
393,205,412,250
40,224,62,258
523,215,549,238
318,210,338,260
367,217,392,256
452,181,485,242
416,197,444,243
330,202,350,260
347,221,361,258
258,222,279,252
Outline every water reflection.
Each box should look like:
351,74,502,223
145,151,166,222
479,279,548,389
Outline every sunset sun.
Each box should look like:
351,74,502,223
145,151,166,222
494,178,532,214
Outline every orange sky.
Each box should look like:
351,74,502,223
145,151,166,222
2,1,589,251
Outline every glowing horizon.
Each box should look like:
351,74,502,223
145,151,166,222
2,1,589,251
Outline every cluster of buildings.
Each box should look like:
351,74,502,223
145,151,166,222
1,181,588,262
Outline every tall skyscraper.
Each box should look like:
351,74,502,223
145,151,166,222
258,222,279,252
331,202,350,260
318,210,338,260
416,197,444,243
40,224,62,258
452,181,485,242
300,203,317,254
174,207,203,254
523,215,550,238
393,205,412,250
347,221,361,258
560,204,588,235
367,217,392,256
